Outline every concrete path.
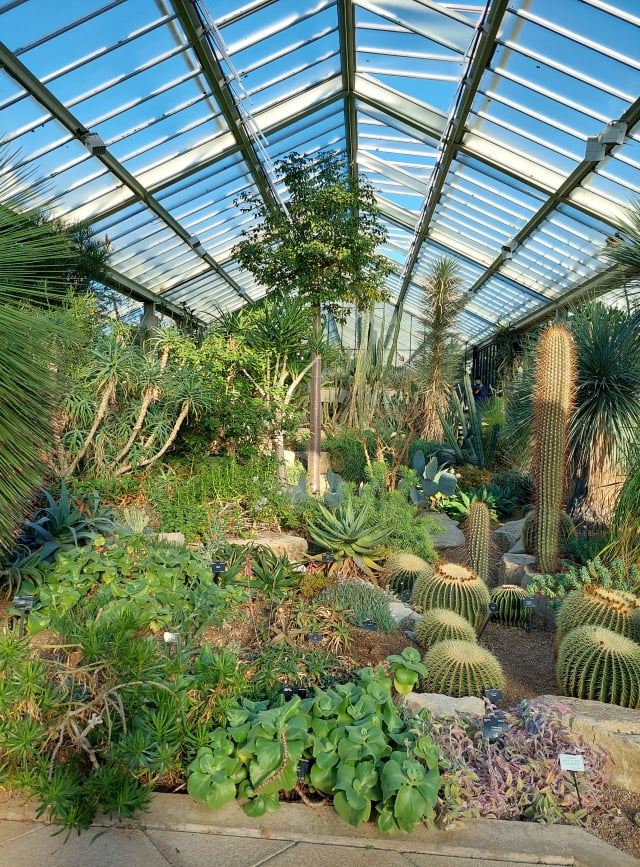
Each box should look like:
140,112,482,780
1,793,638,867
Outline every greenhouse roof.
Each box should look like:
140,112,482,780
1,0,639,357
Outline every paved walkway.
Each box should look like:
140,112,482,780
1,794,638,867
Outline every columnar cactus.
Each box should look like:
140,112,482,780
381,552,431,597
422,640,505,698
415,607,477,650
465,501,491,583
490,584,527,628
410,562,490,632
556,624,640,708
531,324,576,574
555,584,640,647
520,510,575,556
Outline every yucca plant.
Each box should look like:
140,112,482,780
411,562,490,632
380,551,430,597
415,608,477,650
555,584,640,648
556,624,640,708
422,640,505,698
490,585,527,628
306,499,388,577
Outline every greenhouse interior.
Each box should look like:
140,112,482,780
2,0,640,858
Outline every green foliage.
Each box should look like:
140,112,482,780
306,498,388,576
233,150,392,317
0,617,251,834
381,552,430,597
422,640,505,698
555,584,640,647
19,480,116,563
556,625,640,708
324,430,372,484
27,534,246,636
415,608,477,651
527,556,640,604
407,440,443,466
440,486,498,523
437,377,500,469
411,563,490,632
487,469,532,519
315,581,396,633
232,545,300,601
187,663,441,833
490,585,527,628
386,647,428,695
409,450,458,507
323,468,345,509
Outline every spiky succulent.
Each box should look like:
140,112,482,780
422,640,505,698
381,552,431,597
411,562,490,632
521,510,575,555
556,624,640,708
306,499,388,576
415,608,477,650
490,584,528,628
465,501,491,583
555,584,640,647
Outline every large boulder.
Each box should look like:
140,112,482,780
401,691,484,718
426,512,465,550
498,552,536,585
539,695,640,791
389,601,420,628
492,519,525,553
228,531,308,562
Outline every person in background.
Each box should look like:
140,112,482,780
472,377,489,401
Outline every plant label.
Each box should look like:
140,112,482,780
484,688,503,703
522,597,536,608
211,561,227,573
559,754,585,772
321,552,334,563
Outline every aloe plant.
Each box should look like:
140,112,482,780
436,376,500,469
306,499,388,576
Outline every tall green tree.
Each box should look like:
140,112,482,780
411,256,466,441
233,150,392,491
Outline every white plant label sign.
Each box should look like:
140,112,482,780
559,753,585,772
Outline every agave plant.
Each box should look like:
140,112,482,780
306,499,388,577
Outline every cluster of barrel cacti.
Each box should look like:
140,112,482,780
555,576,640,708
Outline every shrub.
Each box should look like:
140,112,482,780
315,581,397,633
324,430,375,483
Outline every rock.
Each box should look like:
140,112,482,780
401,692,484,718
283,449,297,467
538,695,640,792
492,519,525,553
155,532,186,546
227,532,308,562
426,513,465,549
498,552,536,585
389,601,420,628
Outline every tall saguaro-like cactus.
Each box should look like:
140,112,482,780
532,324,576,573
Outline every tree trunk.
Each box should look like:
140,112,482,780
308,306,322,494
115,400,189,476
113,345,170,466
65,380,115,477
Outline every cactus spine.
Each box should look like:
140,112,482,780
465,501,491,583
556,625,640,708
521,510,575,555
415,608,477,650
422,640,505,697
410,562,490,632
531,324,576,574
555,584,640,647
490,584,527,628
381,552,431,597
